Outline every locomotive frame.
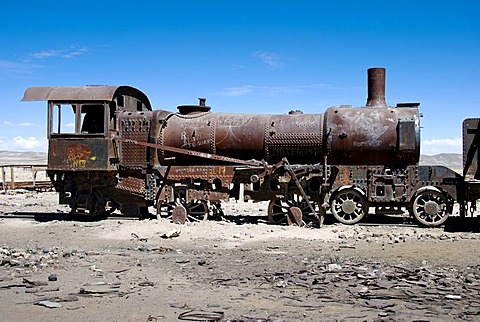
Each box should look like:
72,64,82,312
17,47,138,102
22,68,480,227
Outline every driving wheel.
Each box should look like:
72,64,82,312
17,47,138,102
330,188,368,224
411,189,450,227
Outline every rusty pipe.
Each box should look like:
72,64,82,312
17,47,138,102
366,67,387,107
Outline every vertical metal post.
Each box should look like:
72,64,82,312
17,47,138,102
75,104,83,134
32,166,36,188
57,104,61,134
10,167,15,190
47,102,53,137
239,183,245,202
1,166,5,192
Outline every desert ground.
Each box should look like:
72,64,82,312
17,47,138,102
0,187,479,322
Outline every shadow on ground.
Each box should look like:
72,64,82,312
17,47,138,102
4,209,480,232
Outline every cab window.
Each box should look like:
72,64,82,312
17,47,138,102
48,102,108,136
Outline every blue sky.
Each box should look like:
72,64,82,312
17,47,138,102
1,0,478,155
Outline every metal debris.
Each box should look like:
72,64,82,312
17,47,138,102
178,309,224,321
131,232,148,242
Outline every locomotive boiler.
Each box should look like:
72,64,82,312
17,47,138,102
22,68,480,227
144,68,419,167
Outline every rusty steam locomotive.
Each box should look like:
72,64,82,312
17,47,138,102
22,68,480,227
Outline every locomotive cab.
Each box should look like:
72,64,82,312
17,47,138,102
22,86,151,171
22,86,152,216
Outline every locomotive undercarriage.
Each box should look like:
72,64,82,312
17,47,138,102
48,170,150,217
47,161,467,228
326,164,465,227
151,161,327,226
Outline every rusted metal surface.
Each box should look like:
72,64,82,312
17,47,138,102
367,166,412,203
48,139,111,171
21,69,479,226
177,98,211,115
287,206,303,225
22,86,152,110
118,111,153,168
156,112,271,164
116,176,145,195
149,70,419,167
463,118,479,180
172,205,187,224
156,105,421,167
167,165,236,182
325,106,419,165
114,136,263,167
416,165,463,202
266,113,323,164
151,107,326,165
332,166,354,188
187,189,229,202
366,67,387,107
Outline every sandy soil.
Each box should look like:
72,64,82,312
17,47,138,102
1,190,480,322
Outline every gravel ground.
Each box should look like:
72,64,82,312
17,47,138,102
1,190,480,322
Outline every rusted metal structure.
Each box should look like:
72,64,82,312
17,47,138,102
0,165,52,191
22,68,480,227
22,86,152,216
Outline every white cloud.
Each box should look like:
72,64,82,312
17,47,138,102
304,84,329,90
32,47,88,59
12,136,47,151
0,136,47,152
231,64,245,70
0,60,42,78
221,84,310,97
223,85,255,96
18,122,35,127
253,51,281,67
421,138,462,155
2,121,13,126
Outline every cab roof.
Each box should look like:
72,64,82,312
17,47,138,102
21,85,152,110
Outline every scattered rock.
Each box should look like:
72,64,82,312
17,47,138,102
35,300,62,309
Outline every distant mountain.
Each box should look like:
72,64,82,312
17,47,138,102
419,153,463,171
0,150,465,171
0,150,48,165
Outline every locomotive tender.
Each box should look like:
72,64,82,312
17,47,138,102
22,68,480,227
